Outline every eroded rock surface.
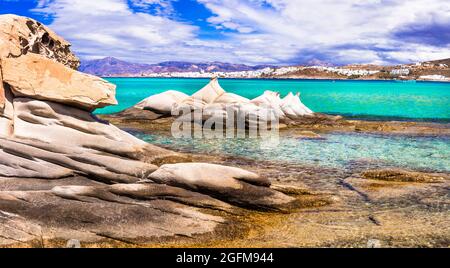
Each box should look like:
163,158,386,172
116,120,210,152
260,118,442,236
361,169,448,183
2,53,116,110
0,15,307,247
0,14,79,69
133,77,316,128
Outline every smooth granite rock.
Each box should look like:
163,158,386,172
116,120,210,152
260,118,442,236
0,15,319,247
149,163,294,210
135,90,189,114
361,169,448,183
281,92,314,118
191,77,225,104
2,53,117,111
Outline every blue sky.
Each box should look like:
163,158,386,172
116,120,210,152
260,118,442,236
1,0,449,66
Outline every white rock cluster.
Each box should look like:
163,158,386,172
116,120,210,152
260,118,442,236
135,77,315,126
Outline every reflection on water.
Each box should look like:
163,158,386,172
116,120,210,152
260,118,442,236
131,131,450,173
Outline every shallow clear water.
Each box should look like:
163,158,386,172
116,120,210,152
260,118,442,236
131,132,450,173
97,78,450,122
98,78,449,172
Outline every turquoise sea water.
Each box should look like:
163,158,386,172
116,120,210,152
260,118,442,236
131,132,450,173
98,78,449,172
97,78,450,121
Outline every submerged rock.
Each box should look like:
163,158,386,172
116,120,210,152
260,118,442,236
361,169,448,183
294,130,322,139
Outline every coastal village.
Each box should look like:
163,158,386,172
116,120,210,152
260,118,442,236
102,59,450,82
0,14,449,248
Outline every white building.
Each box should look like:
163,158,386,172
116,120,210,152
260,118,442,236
390,69,410,76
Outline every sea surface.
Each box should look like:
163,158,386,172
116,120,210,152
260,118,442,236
131,132,450,173
97,78,450,122
98,78,450,172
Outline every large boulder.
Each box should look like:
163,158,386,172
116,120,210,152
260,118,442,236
2,53,117,111
251,90,286,120
281,92,313,118
214,92,250,104
149,163,295,210
191,77,225,104
150,162,270,188
135,90,188,114
0,14,79,69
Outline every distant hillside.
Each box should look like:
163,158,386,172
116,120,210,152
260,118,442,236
424,58,450,66
79,57,272,76
79,57,152,76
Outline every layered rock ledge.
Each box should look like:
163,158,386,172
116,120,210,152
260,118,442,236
0,15,325,247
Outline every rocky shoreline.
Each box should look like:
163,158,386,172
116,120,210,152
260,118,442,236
0,15,448,248
97,107,450,248
0,15,325,248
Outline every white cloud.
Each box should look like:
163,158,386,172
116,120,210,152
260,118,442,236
198,0,450,64
30,0,450,65
32,0,220,63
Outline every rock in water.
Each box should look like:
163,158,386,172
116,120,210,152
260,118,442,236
0,15,310,246
2,53,117,111
0,60,4,111
214,92,250,104
191,77,226,104
135,90,189,114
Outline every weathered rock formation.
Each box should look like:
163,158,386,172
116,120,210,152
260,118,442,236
134,77,315,129
0,14,80,69
135,90,188,114
2,53,116,110
361,169,448,183
0,15,307,247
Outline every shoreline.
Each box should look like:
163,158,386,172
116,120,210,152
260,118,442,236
101,76,450,83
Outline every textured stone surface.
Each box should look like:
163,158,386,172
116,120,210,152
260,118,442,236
0,84,13,137
0,14,79,69
0,15,324,247
191,77,225,104
150,163,294,210
135,90,188,114
12,98,143,157
214,92,250,104
2,54,116,110
361,169,448,183
281,92,314,118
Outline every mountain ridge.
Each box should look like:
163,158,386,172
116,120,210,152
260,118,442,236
79,56,450,81
79,57,273,76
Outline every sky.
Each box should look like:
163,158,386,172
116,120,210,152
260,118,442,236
1,0,449,66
